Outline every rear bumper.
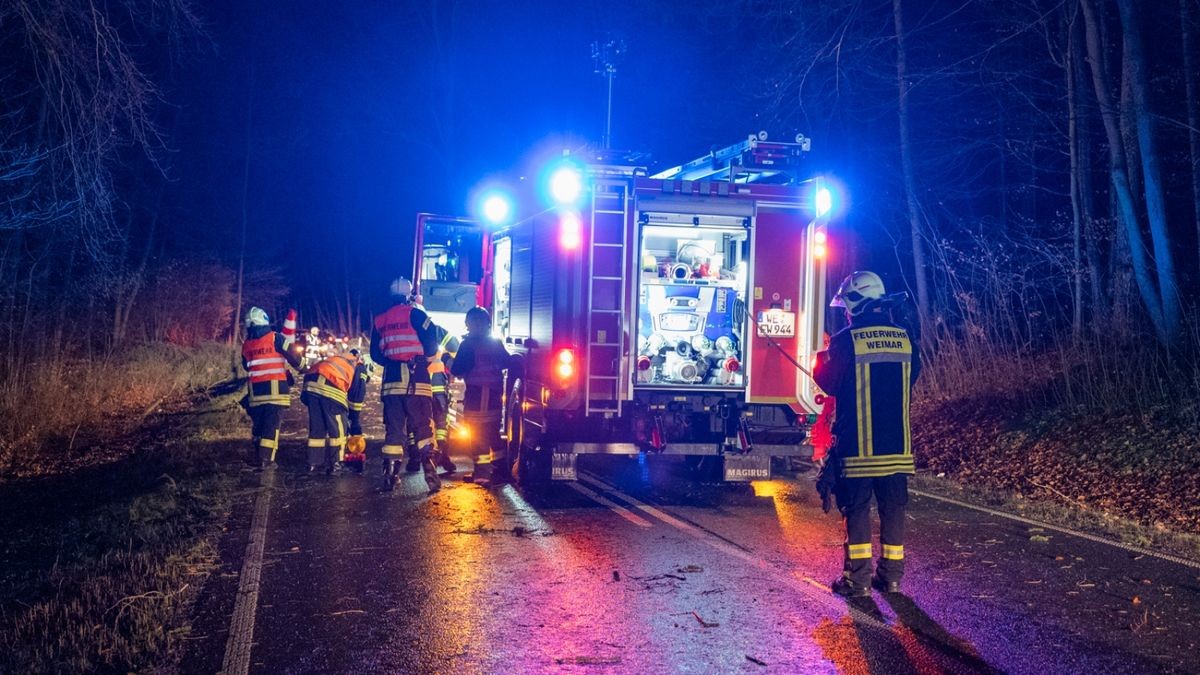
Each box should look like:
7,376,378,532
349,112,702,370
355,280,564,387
557,442,812,457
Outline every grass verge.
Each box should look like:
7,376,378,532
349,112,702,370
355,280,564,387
910,474,1200,565
0,386,251,673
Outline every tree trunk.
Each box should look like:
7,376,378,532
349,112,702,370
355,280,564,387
1182,0,1200,272
232,55,256,343
892,0,931,326
1067,4,1084,343
1080,0,1167,343
1116,0,1181,342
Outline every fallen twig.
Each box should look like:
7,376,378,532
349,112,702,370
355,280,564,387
692,611,719,628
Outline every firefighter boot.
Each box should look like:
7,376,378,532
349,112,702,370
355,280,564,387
422,457,442,494
831,576,871,598
381,459,397,492
871,575,902,594
487,454,512,486
405,451,421,473
436,448,456,474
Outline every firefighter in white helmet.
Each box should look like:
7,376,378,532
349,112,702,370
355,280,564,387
814,271,921,597
370,278,443,493
241,307,302,468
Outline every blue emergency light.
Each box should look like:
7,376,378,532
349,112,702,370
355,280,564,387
480,192,513,226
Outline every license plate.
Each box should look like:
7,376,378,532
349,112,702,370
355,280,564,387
723,454,771,482
756,310,795,337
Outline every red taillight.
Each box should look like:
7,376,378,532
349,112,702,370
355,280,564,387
555,348,576,379
813,230,828,258
723,357,740,372
559,212,582,250
637,355,652,371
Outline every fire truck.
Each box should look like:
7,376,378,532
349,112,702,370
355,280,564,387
414,134,835,483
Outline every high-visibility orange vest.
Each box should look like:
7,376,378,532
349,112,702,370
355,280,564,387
242,333,288,383
315,355,357,392
373,304,423,361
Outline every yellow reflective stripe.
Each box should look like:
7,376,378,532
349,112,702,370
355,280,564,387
305,381,349,407
902,361,912,456
855,363,867,455
349,402,364,411
863,366,873,455
381,444,405,456
882,544,904,560
334,417,345,446
307,438,325,448
848,543,873,559
382,382,433,397
269,430,278,462
258,436,278,449
248,397,290,407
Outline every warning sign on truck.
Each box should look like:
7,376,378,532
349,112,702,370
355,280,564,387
756,310,795,338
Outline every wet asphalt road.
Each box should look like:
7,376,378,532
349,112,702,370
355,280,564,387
182,393,1200,674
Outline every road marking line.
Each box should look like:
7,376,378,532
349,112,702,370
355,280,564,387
221,470,275,675
567,481,653,528
908,487,1200,570
576,472,890,629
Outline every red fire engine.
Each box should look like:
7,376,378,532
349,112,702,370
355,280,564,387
414,134,835,483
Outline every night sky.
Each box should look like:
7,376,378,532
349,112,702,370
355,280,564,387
165,0,773,315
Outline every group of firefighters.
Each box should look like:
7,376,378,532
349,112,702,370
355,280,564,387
240,269,919,597
240,278,516,495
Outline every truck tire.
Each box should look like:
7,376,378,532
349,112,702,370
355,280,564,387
507,382,551,487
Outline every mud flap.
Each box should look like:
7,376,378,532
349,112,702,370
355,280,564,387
723,454,771,482
551,452,577,481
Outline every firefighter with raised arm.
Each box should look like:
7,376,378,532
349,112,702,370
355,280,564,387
301,348,360,475
371,278,442,494
241,307,302,468
813,271,921,597
451,306,521,486
428,323,460,474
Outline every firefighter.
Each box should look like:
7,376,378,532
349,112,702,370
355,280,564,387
301,349,360,475
428,323,461,474
241,307,302,468
344,349,371,473
813,271,921,597
451,306,520,486
370,278,442,494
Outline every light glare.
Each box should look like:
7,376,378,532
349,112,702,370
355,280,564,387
815,187,833,217
550,167,583,204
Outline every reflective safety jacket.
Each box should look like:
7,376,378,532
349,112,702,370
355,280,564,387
242,330,294,407
303,354,358,408
373,304,424,361
452,333,518,413
813,311,921,479
347,362,370,413
428,328,460,394
370,302,439,398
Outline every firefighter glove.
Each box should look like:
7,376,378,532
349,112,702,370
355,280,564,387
815,456,839,514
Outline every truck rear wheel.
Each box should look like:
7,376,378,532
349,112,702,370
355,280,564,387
507,380,550,487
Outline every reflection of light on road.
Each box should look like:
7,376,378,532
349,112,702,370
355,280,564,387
496,485,553,546
426,485,488,654
751,479,781,498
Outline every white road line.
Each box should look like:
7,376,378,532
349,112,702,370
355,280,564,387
221,470,275,675
567,481,654,528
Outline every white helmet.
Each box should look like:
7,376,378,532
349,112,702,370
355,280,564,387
245,306,270,328
389,277,413,299
309,326,321,337
830,271,886,315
